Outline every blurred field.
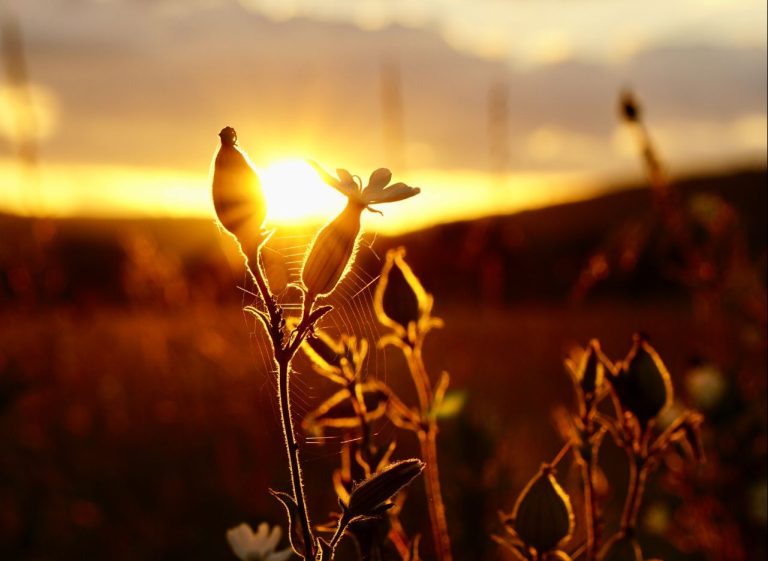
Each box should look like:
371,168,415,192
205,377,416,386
0,168,765,561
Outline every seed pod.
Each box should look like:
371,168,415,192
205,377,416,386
211,127,267,252
608,335,673,427
619,90,641,123
347,459,425,518
375,247,423,333
598,535,643,561
566,339,604,400
302,200,365,298
304,163,419,299
510,464,574,554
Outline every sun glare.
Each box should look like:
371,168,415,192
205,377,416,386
258,158,346,225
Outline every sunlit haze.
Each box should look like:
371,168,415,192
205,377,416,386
259,159,346,225
0,0,765,233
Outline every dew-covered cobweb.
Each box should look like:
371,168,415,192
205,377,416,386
237,227,397,462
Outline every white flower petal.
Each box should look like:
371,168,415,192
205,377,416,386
254,522,270,550
367,168,392,190
337,168,356,186
364,183,420,204
263,524,282,552
309,160,359,199
226,523,256,560
267,546,295,561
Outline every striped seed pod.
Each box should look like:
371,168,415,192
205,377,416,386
301,200,366,298
346,459,425,518
211,126,267,252
607,334,673,428
509,464,574,554
374,247,426,335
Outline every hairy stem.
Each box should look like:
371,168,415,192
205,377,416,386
406,346,453,561
277,354,316,556
418,426,452,561
245,252,281,329
245,252,316,558
328,513,351,555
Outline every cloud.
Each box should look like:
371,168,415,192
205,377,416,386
10,0,767,179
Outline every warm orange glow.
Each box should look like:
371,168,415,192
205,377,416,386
258,158,346,225
0,156,597,234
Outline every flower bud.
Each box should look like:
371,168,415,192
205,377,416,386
608,335,673,427
566,339,603,399
211,127,267,251
509,464,574,554
375,247,423,333
302,200,364,298
347,459,425,518
619,90,641,123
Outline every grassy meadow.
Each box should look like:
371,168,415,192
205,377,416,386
0,168,765,560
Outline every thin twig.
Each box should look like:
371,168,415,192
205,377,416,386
405,343,453,561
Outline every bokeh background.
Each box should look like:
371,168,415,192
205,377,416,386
0,1,765,560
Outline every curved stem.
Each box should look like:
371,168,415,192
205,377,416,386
550,441,572,467
405,344,452,561
288,292,317,356
407,344,433,412
581,456,598,561
328,513,351,554
418,426,453,561
277,354,316,556
244,251,316,558
620,453,647,533
244,251,281,328
579,407,602,561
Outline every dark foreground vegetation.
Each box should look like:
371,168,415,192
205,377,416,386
0,167,765,561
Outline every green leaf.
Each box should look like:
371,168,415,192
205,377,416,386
435,390,466,419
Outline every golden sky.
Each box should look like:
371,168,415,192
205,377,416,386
0,0,765,233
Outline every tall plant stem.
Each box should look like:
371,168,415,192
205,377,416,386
579,408,601,561
276,353,315,556
245,251,316,558
406,346,453,561
418,425,452,561
580,456,598,561
620,453,648,533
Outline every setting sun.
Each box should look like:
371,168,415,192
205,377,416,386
258,158,346,226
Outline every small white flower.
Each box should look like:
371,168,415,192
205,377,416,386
226,522,294,561
308,161,420,211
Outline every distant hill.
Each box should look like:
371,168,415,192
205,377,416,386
371,167,767,305
1,167,765,306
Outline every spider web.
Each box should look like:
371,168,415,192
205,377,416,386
238,226,397,462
